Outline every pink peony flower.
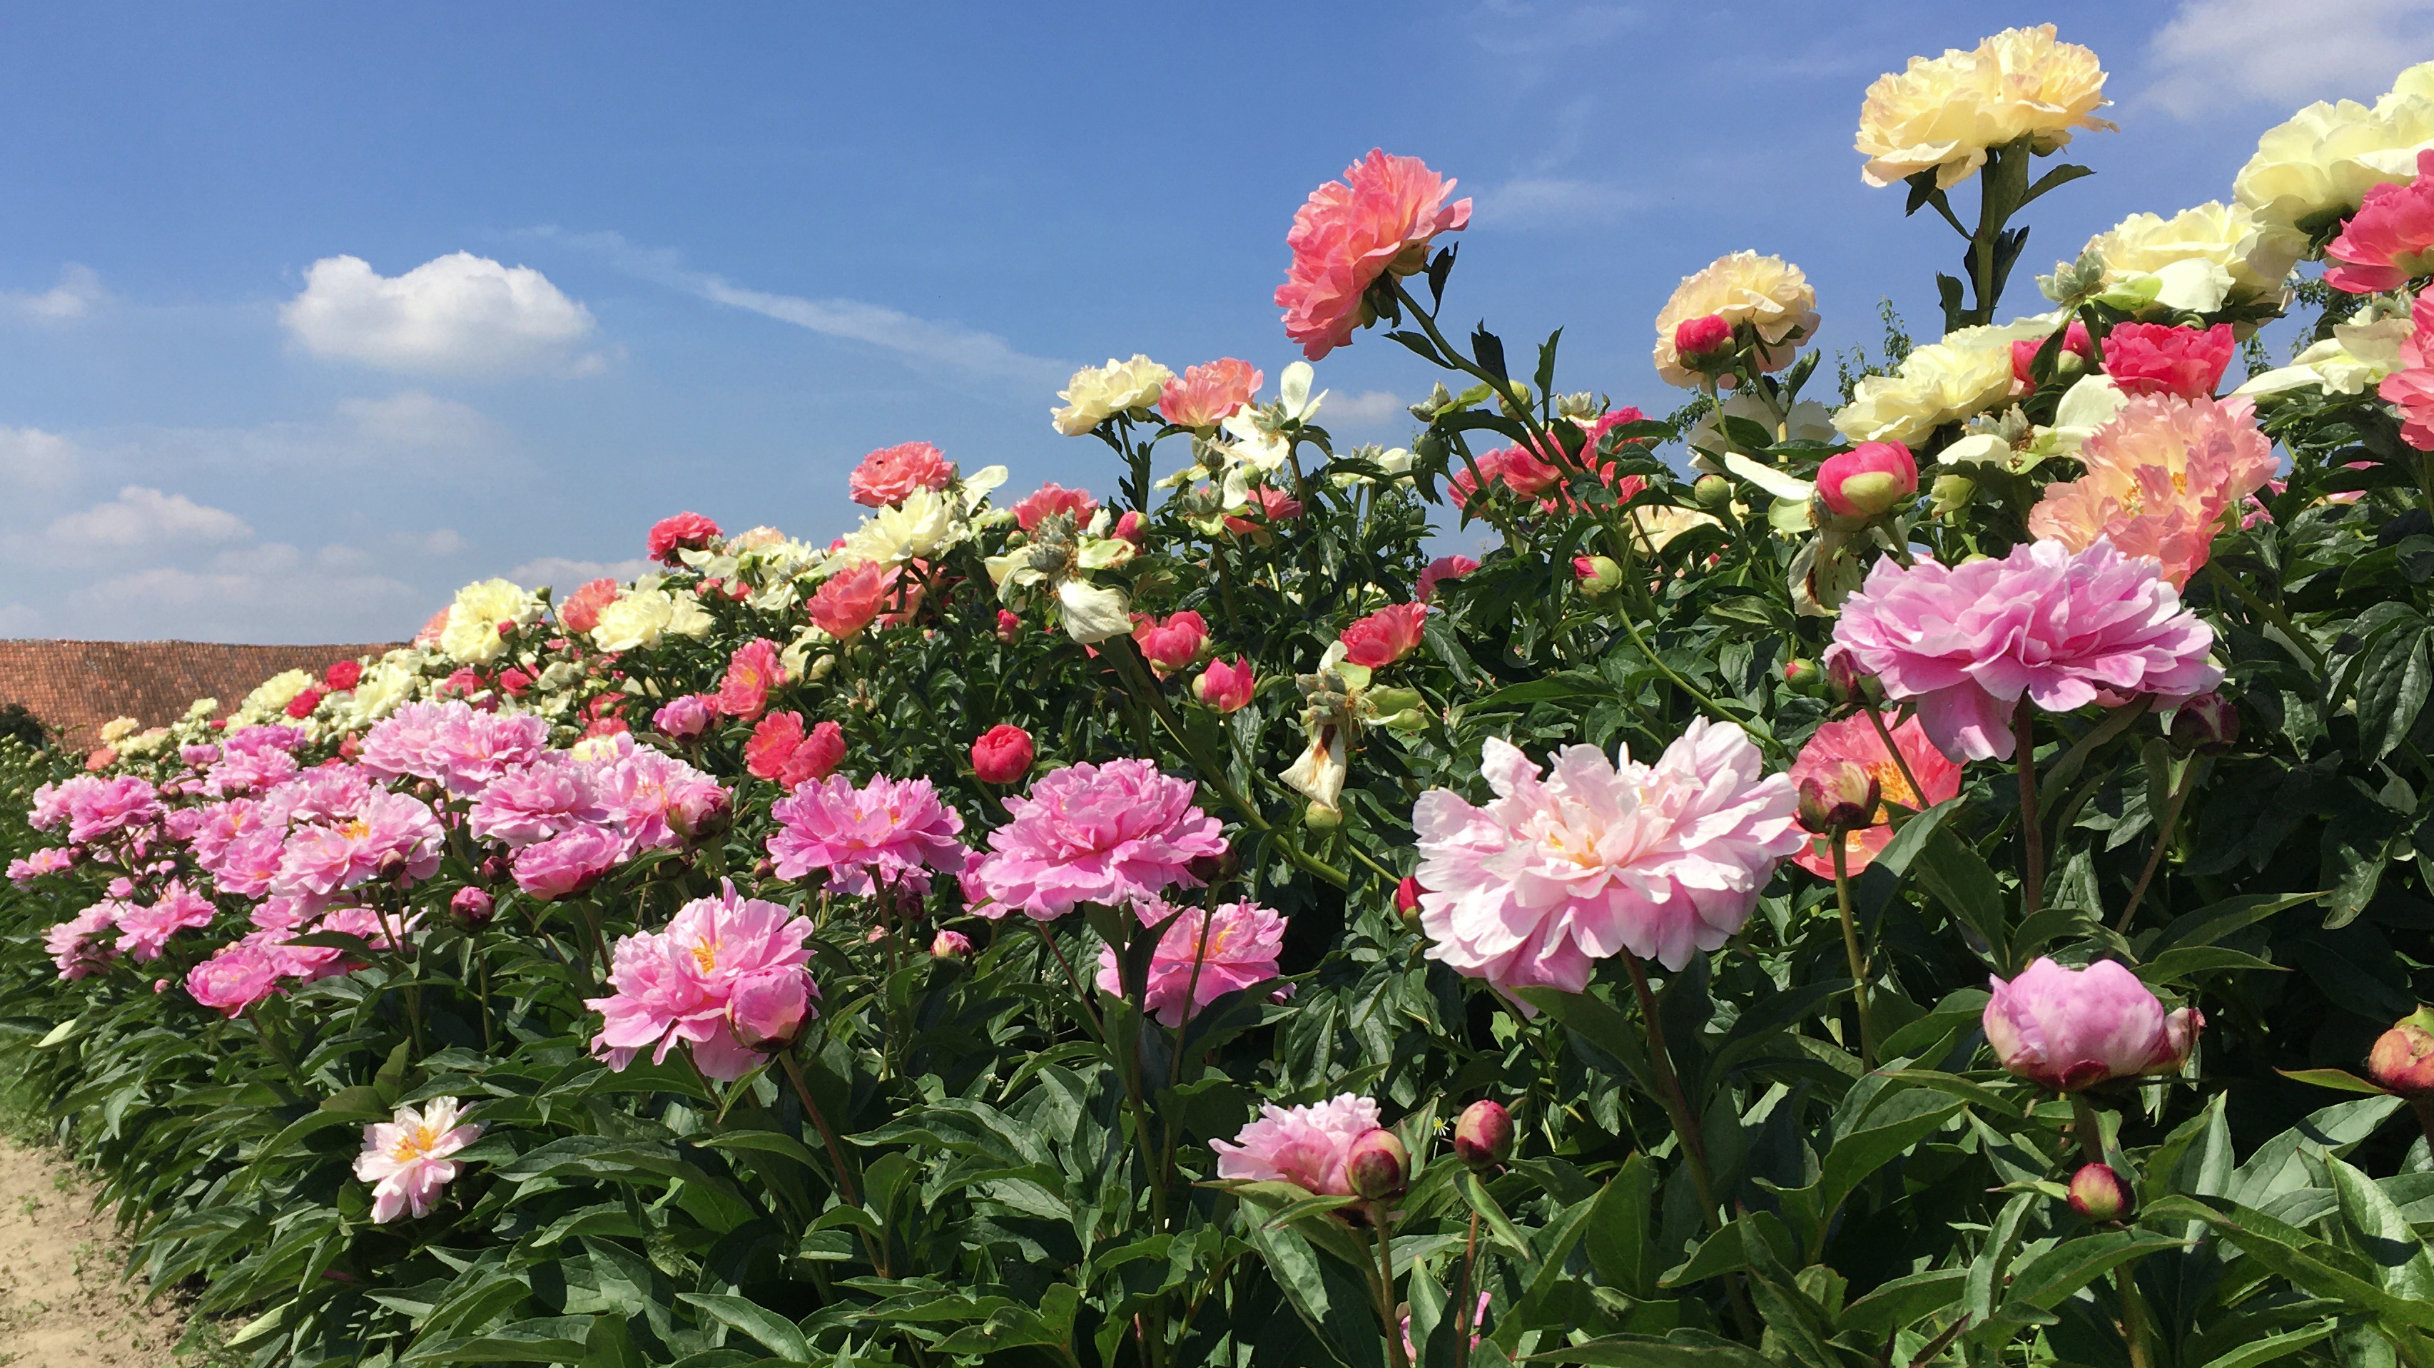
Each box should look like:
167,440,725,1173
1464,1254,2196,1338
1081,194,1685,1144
970,724,1035,785
1412,722,1802,997
766,772,969,895
1194,656,1255,713
1211,1093,1383,1195
594,741,728,850
1787,715,1962,878
654,693,718,740
1011,483,1097,533
186,938,284,1015
808,561,911,638
1418,555,1479,601
1817,442,1918,518
469,757,608,849
510,825,625,901
559,577,621,634
970,758,1230,920
1340,602,1429,668
2384,288,2434,450
996,609,1024,642
2026,395,2277,589
1158,359,1264,429
1828,539,2222,762
745,712,845,789
1094,900,1289,1026
1983,957,2202,1091
361,702,548,796
2327,149,2434,293
2101,322,2237,399
1223,485,1305,535
587,883,820,1082
848,441,956,506
1276,150,1472,360
353,1097,483,1222
272,791,445,898
715,638,788,720
931,929,972,959
46,901,123,979
113,883,218,962
62,775,161,845
1673,313,1733,364
647,512,721,565
2012,320,2093,387
7,846,74,884
1132,610,1209,675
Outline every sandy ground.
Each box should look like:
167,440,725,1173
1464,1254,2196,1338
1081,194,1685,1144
0,1134,183,1367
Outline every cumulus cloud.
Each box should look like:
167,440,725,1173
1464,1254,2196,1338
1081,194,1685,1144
504,555,655,591
1474,177,1644,230
44,486,250,548
1323,391,1411,427
0,427,79,490
2,264,105,322
280,252,601,376
2146,0,2434,117
68,542,428,643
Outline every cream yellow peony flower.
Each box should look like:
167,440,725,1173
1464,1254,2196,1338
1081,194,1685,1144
2236,63,2434,246
1051,355,1174,437
2068,201,2297,315
837,485,966,566
340,660,423,727
1834,318,2052,446
439,578,543,665
239,668,317,720
97,716,139,745
1856,25,2111,190
588,584,710,653
1652,252,1821,388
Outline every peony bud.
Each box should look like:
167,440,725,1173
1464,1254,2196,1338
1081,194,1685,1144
2368,1006,2434,1098
1194,656,1255,713
1817,442,1919,519
1824,651,1877,709
1797,762,1880,836
970,724,1035,785
1133,610,1211,675
931,929,973,960
1984,958,2202,1091
728,971,812,1050
1673,313,1734,366
996,609,1023,642
1574,555,1623,597
1452,1099,1513,1169
1691,473,1733,510
1782,657,1823,695
1394,875,1422,916
450,887,494,925
1304,803,1342,831
1113,510,1146,546
2169,693,2239,756
1344,1128,1410,1201
2067,1162,2132,1222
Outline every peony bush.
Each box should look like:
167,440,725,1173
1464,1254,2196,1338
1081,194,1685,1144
13,23,2434,1367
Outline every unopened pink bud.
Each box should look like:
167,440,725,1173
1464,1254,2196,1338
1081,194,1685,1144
1345,1128,1409,1201
1452,1099,1513,1169
1817,442,1918,519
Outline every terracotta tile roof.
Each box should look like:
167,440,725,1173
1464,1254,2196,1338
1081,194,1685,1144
0,639,402,743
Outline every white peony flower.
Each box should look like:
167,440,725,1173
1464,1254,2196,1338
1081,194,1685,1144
1051,355,1174,436
439,578,543,665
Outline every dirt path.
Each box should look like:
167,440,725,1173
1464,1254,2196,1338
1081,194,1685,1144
0,1134,184,1367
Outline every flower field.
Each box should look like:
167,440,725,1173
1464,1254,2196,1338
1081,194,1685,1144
15,22,2434,1366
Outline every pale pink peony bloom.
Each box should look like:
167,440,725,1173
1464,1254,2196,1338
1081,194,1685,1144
2101,322,2237,399
1412,722,1802,997
653,693,718,740
1193,656,1256,713
1158,359,1264,429
1132,610,1209,674
1011,483,1097,533
113,883,218,962
559,577,621,634
594,741,728,850
60,775,161,845
46,901,124,979
1983,957,2202,1091
510,825,625,900
1340,602,1429,668
1787,715,1962,878
808,561,912,638
469,757,608,849
767,772,969,895
1829,539,2221,762
361,702,548,796
186,938,283,1015
1276,150,1471,360
2026,395,2277,589
354,1097,483,1222
715,639,788,720
848,441,956,506
970,758,1229,920
2327,149,2434,293
1093,900,1289,1026
272,791,445,898
587,883,820,1082
6,846,74,884
1211,1093,1383,1196
1418,555,1480,601
647,511,721,565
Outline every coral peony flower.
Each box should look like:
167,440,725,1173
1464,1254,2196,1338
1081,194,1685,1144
2328,149,2434,292
1830,539,2222,762
715,638,788,720
1412,722,1802,997
1132,610,1210,674
1194,656,1255,713
2026,394,2277,588
1817,442,1919,518
587,883,820,1082
745,712,845,790
767,772,968,895
1418,555,1479,601
849,441,956,506
996,609,1023,642
1983,957,2201,1091
354,1097,483,1223
1788,715,1962,878
809,561,911,638
1211,1093,1382,1196
1223,485,1305,535
970,724,1035,785
647,512,721,565
1159,358,1264,429
1652,252,1821,387
970,758,1229,920
654,693,717,740
1011,482,1099,533
1094,899,1288,1026
1856,24,2111,190
559,577,621,635
2013,320,2094,387
1340,602,1429,668
1276,150,1472,361
2102,322,2237,399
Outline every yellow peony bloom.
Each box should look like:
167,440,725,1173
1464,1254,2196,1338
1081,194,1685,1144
1050,354,1174,437
2236,62,2434,247
590,585,684,653
837,486,966,566
2067,201,2297,315
239,668,317,720
1651,251,1821,388
1833,318,2052,446
1856,25,2112,190
439,578,542,665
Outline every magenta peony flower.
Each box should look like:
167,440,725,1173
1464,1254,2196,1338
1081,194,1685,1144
715,638,788,720
361,702,548,796
113,883,218,962
2027,395,2276,589
1158,358,1263,429
1093,899,1289,1026
767,772,968,895
587,883,820,1082
848,440,956,507
1340,602,1429,668
1412,722,1802,998
353,1097,483,1223
1787,715,1961,878
1132,610,1209,675
2101,322,2237,399
969,758,1230,920
653,693,718,740
1193,656,1255,713
1211,1092,1383,1196
1828,539,2221,762
61,775,161,845
510,824,625,901
646,511,721,565
1983,957,2202,1091
2327,148,2434,293
1276,150,1472,360
186,938,283,1016
970,724,1035,785
1010,482,1098,533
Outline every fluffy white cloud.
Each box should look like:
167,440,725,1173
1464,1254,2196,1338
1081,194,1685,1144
0,427,79,490
505,555,654,591
2,264,104,322
44,486,250,548
1324,390,1409,426
68,542,427,643
2147,0,2434,116
1474,177,1643,230
281,252,599,375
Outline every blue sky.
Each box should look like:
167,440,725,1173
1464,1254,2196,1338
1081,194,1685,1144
0,0,2428,643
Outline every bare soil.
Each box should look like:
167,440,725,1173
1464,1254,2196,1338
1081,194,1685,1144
0,1134,183,1367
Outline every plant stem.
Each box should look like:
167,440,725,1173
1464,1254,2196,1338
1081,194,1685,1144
1861,702,1927,813
1621,956,1719,1227
1832,838,1876,1070
2413,1096,2434,1156
2068,1093,2108,1165
1370,1207,1410,1368
2116,759,2199,933
2117,1259,2157,1368
778,1049,862,1210
2015,698,2044,919
1452,1210,1481,1368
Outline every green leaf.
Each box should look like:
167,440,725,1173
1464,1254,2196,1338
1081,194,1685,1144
1580,1156,1657,1300
2355,621,2432,761
1993,1230,2185,1322
1838,1266,1965,1336
1520,1331,1780,1365
1910,826,2008,964
2276,1067,2392,1096
677,1293,812,1361
2326,1153,2434,1304
2190,1321,2340,1368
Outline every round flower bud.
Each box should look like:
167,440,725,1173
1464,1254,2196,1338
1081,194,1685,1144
995,609,1023,642
1575,555,1624,598
2368,1007,2434,1098
1797,762,1880,836
971,724,1036,785
1817,442,1919,519
1692,473,1733,509
1782,658,1823,695
2169,693,2239,757
1394,875,1422,915
450,887,495,925
1344,1128,1410,1202
1824,652,1879,709
931,929,973,961
2068,1162,2132,1222
1673,313,1735,366
1304,803,1342,831
1452,1099,1513,1169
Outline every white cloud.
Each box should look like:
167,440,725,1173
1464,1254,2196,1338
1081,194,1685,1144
1324,391,1410,427
0,427,79,490
280,252,600,376
1474,177,1644,230
68,542,427,643
335,390,503,449
43,486,250,548
2146,0,2434,117
2,264,105,322
504,554,654,591
393,528,467,556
